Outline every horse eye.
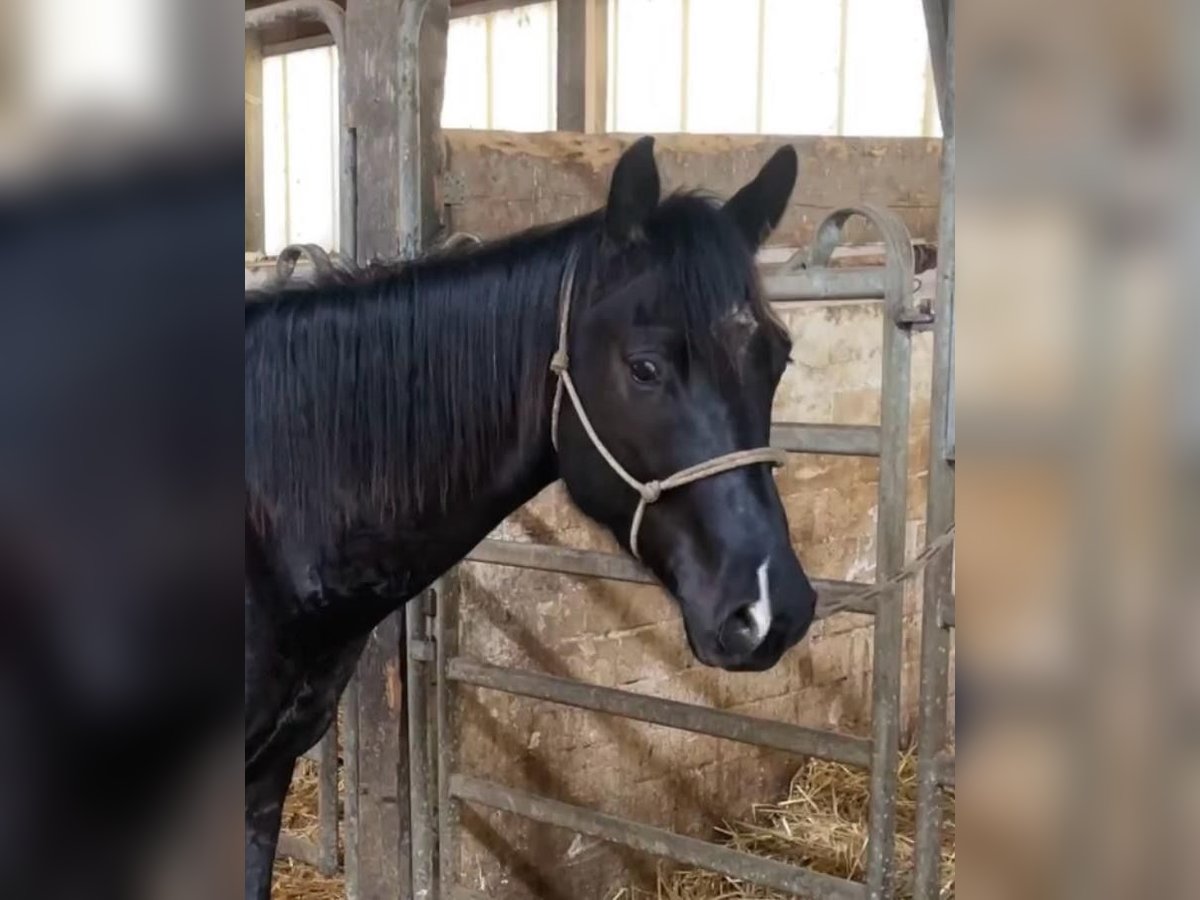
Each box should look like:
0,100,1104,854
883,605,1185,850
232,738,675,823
629,358,660,384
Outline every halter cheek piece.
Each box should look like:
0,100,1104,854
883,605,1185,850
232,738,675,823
549,246,787,560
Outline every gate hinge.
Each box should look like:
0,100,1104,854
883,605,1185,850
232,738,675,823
897,302,935,329
409,637,436,662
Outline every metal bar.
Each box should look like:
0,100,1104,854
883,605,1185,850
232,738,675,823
316,723,339,875
754,0,766,132
451,775,866,900
278,833,323,869
835,0,849,134
436,570,463,895
245,0,345,45
920,0,951,134
679,0,690,131
341,679,360,900
464,540,874,615
934,751,955,789
913,15,957,892
449,657,872,767
864,236,915,897
763,266,888,302
397,0,434,260
407,593,437,899
939,591,955,629
468,538,650,583
770,422,881,457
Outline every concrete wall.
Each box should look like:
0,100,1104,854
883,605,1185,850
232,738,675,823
441,132,942,898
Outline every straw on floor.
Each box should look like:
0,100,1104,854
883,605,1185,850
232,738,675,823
272,752,955,900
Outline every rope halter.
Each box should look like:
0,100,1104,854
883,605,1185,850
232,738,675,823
549,245,788,560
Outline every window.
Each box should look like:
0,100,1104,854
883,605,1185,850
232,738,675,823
442,2,557,131
261,45,340,255
607,0,939,137
252,0,939,257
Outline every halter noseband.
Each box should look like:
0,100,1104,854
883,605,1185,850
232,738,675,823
549,245,787,560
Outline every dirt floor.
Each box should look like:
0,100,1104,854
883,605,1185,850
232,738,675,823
271,750,954,900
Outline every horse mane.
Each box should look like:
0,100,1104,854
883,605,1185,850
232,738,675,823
244,192,780,541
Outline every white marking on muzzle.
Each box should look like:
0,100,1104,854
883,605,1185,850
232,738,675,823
747,558,772,643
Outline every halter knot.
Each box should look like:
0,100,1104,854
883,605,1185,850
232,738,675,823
549,349,569,374
640,480,663,504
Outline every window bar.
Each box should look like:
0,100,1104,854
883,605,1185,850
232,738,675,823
485,12,495,129
836,0,849,135
281,53,293,247
679,0,690,131
755,0,766,133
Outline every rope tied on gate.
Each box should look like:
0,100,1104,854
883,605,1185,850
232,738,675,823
814,524,956,619
550,245,788,560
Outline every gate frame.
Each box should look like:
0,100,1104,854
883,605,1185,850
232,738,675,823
429,204,932,900
912,1,956,896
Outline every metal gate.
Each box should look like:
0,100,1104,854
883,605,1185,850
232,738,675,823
425,205,933,900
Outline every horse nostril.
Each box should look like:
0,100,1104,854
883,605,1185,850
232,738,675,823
719,603,766,654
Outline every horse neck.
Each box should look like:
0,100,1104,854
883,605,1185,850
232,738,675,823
382,235,574,532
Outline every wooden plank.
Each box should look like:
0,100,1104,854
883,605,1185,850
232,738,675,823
448,657,873,766
441,132,941,248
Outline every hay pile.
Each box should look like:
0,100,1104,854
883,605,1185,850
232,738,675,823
272,753,955,900
272,759,344,900
618,752,955,900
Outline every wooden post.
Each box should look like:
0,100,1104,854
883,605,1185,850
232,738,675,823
341,1,448,895
350,615,411,899
244,30,265,253
345,0,446,260
556,0,607,132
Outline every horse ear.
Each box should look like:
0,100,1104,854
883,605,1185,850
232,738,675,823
724,145,798,248
606,136,661,243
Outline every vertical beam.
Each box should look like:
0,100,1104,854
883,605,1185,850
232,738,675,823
679,0,690,131
920,0,951,133
836,0,849,134
315,723,340,875
865,269,914,895
244,30,265,253
436,571,463,896
349,614,412,900
419,0,450,242
397,0,436,260
912,129,955,900
341,679,362,900
556,0,608,132
408,591,438,899
754,0,766,133
345,0,445,261
914,11,953,895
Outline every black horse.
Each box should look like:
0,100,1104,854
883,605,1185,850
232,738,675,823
244,137,817,898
